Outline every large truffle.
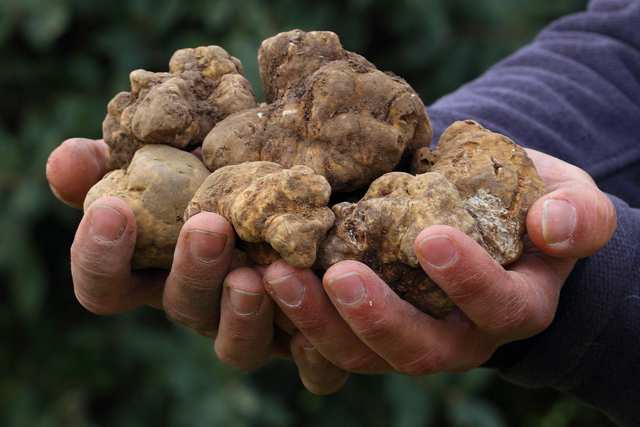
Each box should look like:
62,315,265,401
202,30,432,193
184,161,335,269
413,120,546,264
84,145,211,269
104,46,257,170
319,121,546,317
318,172,484,318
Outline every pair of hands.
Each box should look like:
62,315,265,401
46,137,617,394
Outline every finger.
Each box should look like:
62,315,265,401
323,260,491,375
527,185,617,259
71,197,166,314
162,212,235,334
264,260,392,374
274,305,297,335
290,332,349,395
214,267,276,371
524,148,617,259
415,225,560,339
46,138,109,209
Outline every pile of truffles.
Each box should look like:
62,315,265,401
86,29,546,318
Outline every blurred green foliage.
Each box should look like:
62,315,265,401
0,0,618,425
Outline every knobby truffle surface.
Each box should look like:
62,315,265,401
84,145,211,270
319,121,546,317
414,120,547,265
94,32,546,318
185,161,335,269
318,172,484,318
103,46,257,170
202,30,432,193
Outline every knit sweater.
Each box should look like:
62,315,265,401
425,1,640,425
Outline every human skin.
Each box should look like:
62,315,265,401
46,137,616,394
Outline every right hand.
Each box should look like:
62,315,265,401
256,148,617,393
45,137,349,391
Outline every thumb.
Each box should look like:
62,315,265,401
46,138,110,209
527,184,617,259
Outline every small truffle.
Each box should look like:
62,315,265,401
202,30,432,193
104,46,257,170
185,161,335,269
84,145,211,269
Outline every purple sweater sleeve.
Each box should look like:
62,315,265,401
425,1,640,425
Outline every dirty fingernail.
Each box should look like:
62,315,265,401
303,346,326,364
419,234,456,268
268,273,305,307
326,272,365,305
90,205,126,242
188,230,226,262
542,199,576,244
229,288,263,315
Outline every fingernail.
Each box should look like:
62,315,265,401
303,346,326,364
188,230,226,262
418,235,456,268
90,205,126,242
268,273,305,307
326,272,365,305
542,199,576,244
229,288,263,315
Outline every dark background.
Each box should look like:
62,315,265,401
0,0,618,425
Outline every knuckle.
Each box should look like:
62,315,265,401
165,304,219,332
171,267,217,291
336,350,382,373
521,303,555,337
353,313,394,343
395,348,447,377
289,314,330,338
484,289,537,337
71,255,126,315
444,271,489,304
447,352,493,374
215,343,268,373
398,353,445,377
300,371,348,395
71,242,110,277
73,287,121,316
168,270,222,308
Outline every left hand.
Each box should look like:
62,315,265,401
46,137,349,391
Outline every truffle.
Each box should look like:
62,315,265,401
103,46,257,169
202,30,432,193
185,161,335,269
84,145,211,269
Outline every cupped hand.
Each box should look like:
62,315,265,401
260,148,617,393
48,140,616,394
46,138,348,390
